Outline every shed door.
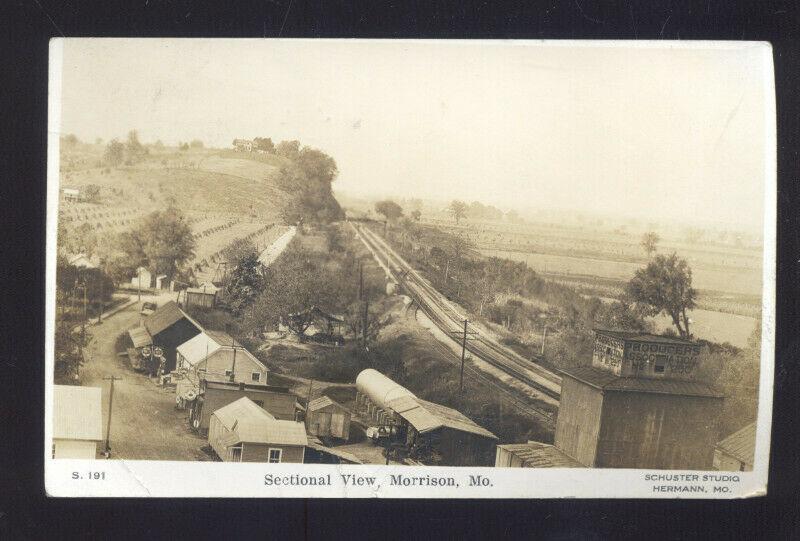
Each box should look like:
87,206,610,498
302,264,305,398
331,413,345,438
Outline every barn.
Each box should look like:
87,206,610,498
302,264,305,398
208,397,307,463
355,369,497,466
141,300,203,371
306,396,351,441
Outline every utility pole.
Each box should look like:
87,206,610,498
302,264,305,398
541,324,548,356
306,378,314,410
137,272,141,302
81,280,88,343
230,336,238,382
362,298,369,351
102,375,122,455
97,280,104,323
459,319,468,392
358,262,363,301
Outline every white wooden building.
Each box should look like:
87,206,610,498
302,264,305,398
53,385,103,459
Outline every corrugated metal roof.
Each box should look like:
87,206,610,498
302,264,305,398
498,442,584,468
128,326,153,348
563,366,722,398
308,396,349,413
53,385,103,441
306,442,363,464
390,396,496,440
716,422,756,465
214,397,307,446
594,329,694,345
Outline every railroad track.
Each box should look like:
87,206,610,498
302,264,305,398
350,221,562,405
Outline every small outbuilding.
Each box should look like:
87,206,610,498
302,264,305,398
208,397,307,463
714,422,756,472
306,396,351,440
495,442,584,468
53,385,103,459
185,283,219,309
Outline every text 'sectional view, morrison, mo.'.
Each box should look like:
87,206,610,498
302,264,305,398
45,39,775,498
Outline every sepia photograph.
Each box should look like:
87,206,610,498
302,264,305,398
44,39,775,498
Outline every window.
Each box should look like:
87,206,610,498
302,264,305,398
268,448,282,463
225,369,233,377
251,372,261,382
654,355,667,374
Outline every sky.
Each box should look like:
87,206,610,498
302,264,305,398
55,39,771,230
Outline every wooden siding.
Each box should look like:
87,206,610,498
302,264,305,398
554,376,604,466
200,349,267,386
306,411,350,440
595,391,723,469
198,387,296,433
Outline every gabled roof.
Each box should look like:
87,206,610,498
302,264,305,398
563,366,723,398
594,329,695,345
716,422,756,466
213,397,307,446
388,395,497,440
497,442,584,468
177,332,225,365
53,385,103,441
143,301,201,337
308,396,350,413
306,440,362,464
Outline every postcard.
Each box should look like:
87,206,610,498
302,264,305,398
45,39,775,498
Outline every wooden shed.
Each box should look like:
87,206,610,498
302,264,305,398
185,283,218,309
208,397,307,463
306,396,351,440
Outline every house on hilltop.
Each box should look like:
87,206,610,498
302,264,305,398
232,139,253,152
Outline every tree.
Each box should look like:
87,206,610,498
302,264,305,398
61,133,80,147
640,231,660,257
253,137,275,153
190,139,204,149
83,184,101,203
225,251,266,316
277,146,343,224
276,140,301,160
448,200,468,224
222,238,259,268
119,207,196,278
54,291,91,384
626,253,696,338
126,130,147,163
411,209,422,221
375,200,404,223
103,139,125,166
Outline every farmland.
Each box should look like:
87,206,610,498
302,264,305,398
413,217,762,348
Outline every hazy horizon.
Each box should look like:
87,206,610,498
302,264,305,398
56,39,770,232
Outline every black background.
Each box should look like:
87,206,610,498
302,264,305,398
1,1,799,538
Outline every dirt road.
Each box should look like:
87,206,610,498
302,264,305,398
81,294,209,461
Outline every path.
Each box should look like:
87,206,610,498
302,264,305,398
81,293,209,461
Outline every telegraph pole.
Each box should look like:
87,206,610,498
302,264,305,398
97,280,104,323
358,262,363,301
102,375,122,455
81,280,88,343
541,324,548,356
362,298,369,350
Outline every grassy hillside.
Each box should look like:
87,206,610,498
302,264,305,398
59,144,293,220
